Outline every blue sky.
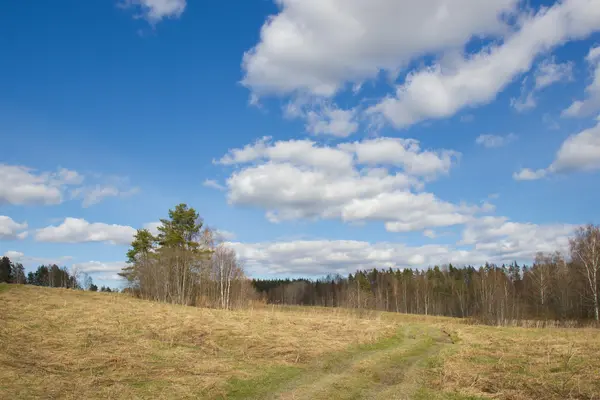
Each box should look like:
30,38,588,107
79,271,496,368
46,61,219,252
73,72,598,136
2,0,600,288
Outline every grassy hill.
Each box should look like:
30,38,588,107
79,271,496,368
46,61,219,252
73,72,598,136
1,284,599,399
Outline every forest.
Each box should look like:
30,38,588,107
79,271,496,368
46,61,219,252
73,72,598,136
252,225,600,324
2,203,599,325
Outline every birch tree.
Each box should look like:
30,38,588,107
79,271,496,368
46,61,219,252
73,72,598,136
570,224,600,321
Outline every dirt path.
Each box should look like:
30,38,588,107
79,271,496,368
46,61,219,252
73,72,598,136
224,326,451,400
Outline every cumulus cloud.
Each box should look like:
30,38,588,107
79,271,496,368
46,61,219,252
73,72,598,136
216,137,355,174
35,218,136,245
120,0,186,23
563,45,600,117
242,0,519,97
0,163,139,207
476,133,518,148
549,121,600,172
459,216,575,259
369,0,600,127
305,106,359,137
3,250,24,260
339,138,458,178
213,137,488,232
229,217,573,276
0,216,28,240
513,168,547,181
0,164,82,206
228,240,478,276
515,120,600,179
339,192,480,232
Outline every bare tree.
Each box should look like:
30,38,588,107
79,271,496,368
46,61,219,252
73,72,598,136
213,245,242,309
570,224,600,321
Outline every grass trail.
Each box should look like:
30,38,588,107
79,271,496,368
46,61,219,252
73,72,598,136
224,326,452,400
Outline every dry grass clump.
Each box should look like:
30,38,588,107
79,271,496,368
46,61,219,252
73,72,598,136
426,323,600,399
0,285,399,399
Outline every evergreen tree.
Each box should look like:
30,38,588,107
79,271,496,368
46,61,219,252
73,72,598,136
0,256,13,283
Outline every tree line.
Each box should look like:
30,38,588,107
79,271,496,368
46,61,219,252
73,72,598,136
4,204,598,325
0,257,112,291
252,224,600,324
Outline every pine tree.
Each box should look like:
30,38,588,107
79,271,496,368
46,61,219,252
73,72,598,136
0,256,13,283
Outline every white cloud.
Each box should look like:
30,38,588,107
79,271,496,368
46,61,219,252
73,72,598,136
549,121,600,172
476,133,518,148
2,251,73,267
228,240,481,276
511,58,574,112
534,57,574,90
0,164,138,208
120,0,186,23
229,218,573,276
143,221,162,236
242,0,519,97
0,216,28,240
423,229,437,239
340,191,479,232
217,137,355,174
227,162,415,222
459,216,575,259
513,168,547,181
94,274,125,282
516,120,600,179
305,106,358,137
3,250,24,260
563,45,600,117
510,90,537,112
339,138,458,178
71,185,140,207
0,164,82,206
369,0,600,127
71,261,127,274
215,137,485,232
215,230,236,241
35,218,136,245
203,179,226,191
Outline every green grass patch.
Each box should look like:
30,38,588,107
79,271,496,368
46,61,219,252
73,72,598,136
222,365,304,400
0,283,12,293
414,388,487,400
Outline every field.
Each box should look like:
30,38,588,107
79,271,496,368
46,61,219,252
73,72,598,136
1,284,600,399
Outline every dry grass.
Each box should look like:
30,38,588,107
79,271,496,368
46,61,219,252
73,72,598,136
0,284,400,399
422,323,600,399
2,284,599,400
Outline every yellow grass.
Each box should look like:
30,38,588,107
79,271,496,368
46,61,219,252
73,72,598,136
424,323,600,399
1,284,599,400
0,285,399,399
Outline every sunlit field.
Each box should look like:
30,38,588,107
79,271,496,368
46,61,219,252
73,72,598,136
1,284,599,399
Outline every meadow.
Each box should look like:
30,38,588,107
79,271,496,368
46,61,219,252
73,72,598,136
1,284,599,399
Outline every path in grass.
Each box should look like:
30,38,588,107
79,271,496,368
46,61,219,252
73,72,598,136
223,325,452,400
